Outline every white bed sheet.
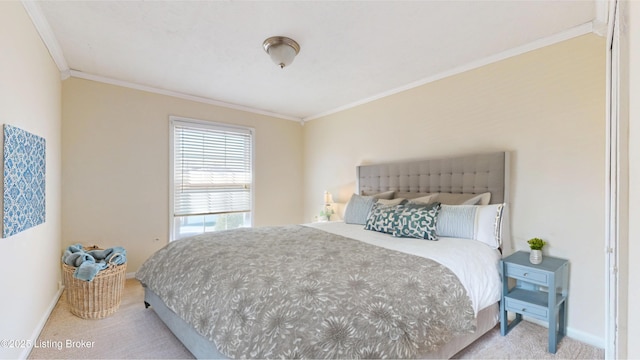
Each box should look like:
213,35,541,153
304,221,502,315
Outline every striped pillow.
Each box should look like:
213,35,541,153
436,204,505,248
343,194,377,225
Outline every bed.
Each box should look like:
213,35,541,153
136,152,510,359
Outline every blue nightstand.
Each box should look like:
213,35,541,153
500,251,569,353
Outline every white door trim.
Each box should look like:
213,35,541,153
604,0,622,358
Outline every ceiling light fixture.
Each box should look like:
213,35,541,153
262,36,300,69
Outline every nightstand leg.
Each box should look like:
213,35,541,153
500,260,509,336
548,277,557,354
513,313,522,328
500,301,507,336
549,316,557,353
559,300,567,337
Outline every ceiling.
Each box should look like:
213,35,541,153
31,1,602,121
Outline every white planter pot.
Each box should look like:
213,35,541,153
529,249,543,264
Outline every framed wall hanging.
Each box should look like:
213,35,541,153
2,124,46,238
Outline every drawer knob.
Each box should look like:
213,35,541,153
523,273,528,276
522,308,526,312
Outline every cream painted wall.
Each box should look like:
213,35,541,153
0,2,62,359
62,78,304,272
625,0,640,357
303,34,606,345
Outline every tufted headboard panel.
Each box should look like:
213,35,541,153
357,152,509,204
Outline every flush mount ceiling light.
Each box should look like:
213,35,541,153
262,36,300,69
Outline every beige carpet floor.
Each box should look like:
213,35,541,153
28,279,604,359
28,279,193,359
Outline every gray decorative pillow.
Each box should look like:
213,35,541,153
360,190,395,200
462,192,491,205
431,192,491,205
376,198,407,206
392,202,441,240
395,192,432,200
407,194,436,205
364,203,400,234
343,194,376,225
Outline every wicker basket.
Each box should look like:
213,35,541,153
62,261,127,319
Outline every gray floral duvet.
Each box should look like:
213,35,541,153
135,225,475,359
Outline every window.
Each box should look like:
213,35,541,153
170,117,253,240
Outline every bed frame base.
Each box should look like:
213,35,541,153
144,286,225,359
143,286,498,359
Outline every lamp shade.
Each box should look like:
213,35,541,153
263,36,300,69
323,191,333,205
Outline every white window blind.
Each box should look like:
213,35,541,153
171,118,253,238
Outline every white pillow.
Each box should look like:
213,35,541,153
475,204,505,248
436,203,505,249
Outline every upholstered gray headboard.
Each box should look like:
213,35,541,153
357,152,509,204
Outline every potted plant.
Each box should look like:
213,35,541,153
319,207,334,222
527,237,546,264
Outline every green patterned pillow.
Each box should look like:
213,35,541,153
364,203,402,234
392,202,441,240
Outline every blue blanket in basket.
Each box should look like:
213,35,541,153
62,244,127,281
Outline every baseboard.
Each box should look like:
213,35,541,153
21,285,64,359
508,314,605,349
564,326,606,350
126,272,136,279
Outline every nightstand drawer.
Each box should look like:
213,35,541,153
504,297,548,320
505,263,548,285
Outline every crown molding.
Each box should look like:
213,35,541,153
20,0,601,124
303,22,595,122
21,0,70,80
592,0,610,37
21,0,300,122
69,70,302,122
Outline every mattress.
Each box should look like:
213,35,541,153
305,221,503,314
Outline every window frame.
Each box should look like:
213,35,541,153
169,115,255,241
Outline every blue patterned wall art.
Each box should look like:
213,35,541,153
2,125,46,238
